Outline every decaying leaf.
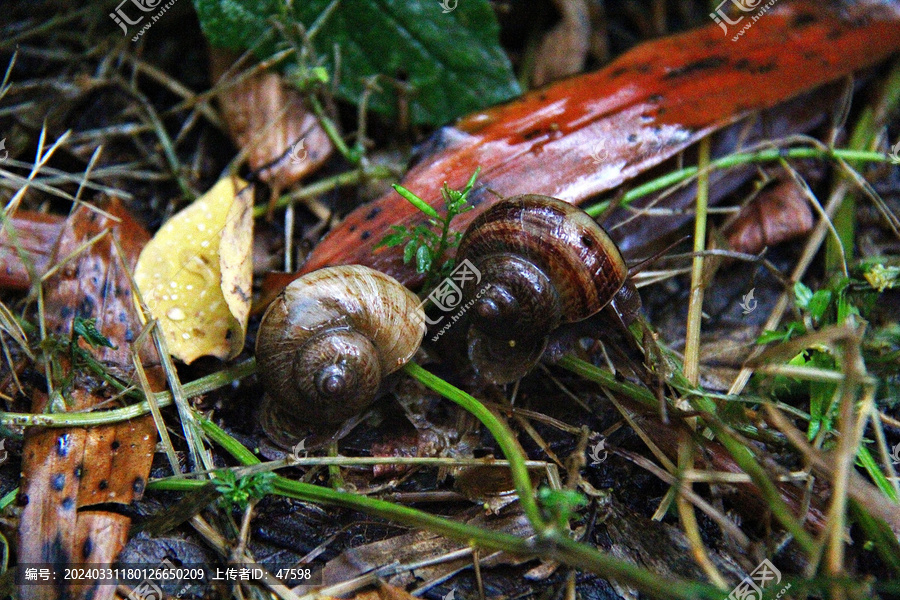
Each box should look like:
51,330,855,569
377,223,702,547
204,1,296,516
532,0,591,87
724,179,814,255
210,49,333,191
135,176,254,363
323,508,533,589
18,200,160,600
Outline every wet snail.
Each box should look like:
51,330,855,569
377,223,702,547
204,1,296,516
255,265,425,447
456,194,641,384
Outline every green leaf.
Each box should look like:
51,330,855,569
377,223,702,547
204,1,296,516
756,322,804,345
794,281,813,309
72,317,117,350
393,184,441,219
193,0,521,126
403,240,417,265
756,329,788,345
808,290,832,321
376,226,411,249
416,244,432,274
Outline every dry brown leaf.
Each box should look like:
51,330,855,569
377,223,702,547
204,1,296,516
18,199,160,600
135,176,254,363
210,49,333,191
323,508,533,588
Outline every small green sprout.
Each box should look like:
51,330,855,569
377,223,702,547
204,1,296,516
72,317,117,351
377,168,480,290
537,487,587,531
213,469,275,511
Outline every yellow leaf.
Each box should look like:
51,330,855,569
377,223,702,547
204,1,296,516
135,176,253,363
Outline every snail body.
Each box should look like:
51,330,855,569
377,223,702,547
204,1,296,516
457,195,634,383
256,265,425,447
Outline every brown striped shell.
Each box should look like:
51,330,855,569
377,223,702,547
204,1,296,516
256,265,425,446
457,195,627,383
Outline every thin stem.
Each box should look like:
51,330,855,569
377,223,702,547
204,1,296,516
0,358,257,427
558,354,817,554
191,417,724,600
402,362,545,531
253,164,394,218
683,136,710,386
583,146,894,218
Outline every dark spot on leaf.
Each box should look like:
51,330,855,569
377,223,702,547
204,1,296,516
232,285,251,303
664,56,727,80
17,493,28,506
82,536,93,559
133,477,145,495
43,532,69,568
365,207,381,220
225,329,233,341
60,306,73,319
648,94,663,104
98,479,108,490
609,66,628,78
521,128,546,141
348,225,357,233
125,328,134,343
77,296,95,320
56,434,70,457
61,497,74,510
75,464,84,479
51,473,65,492
627,134,638,143
111,440,120,451
581,236,593,248
361,231,372,241
792,13,817,27
119,312,128,323
734,58,777,75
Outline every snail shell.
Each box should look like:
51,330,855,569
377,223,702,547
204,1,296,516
256,265,425,447
457,194,628,383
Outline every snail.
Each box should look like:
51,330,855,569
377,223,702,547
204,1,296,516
255,265,426,447
456,194,639,384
